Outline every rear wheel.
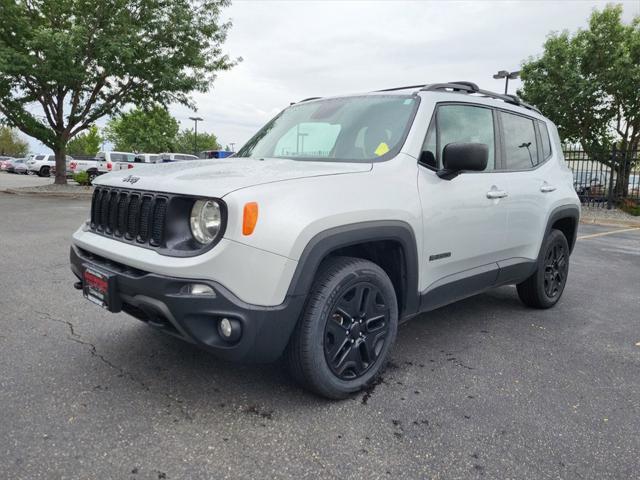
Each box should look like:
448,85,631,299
88,171,98,184
39,166,50,177
517,229,569,309
286,256,398,399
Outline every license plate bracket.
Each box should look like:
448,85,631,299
82,266,121,312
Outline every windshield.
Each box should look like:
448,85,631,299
236,95,418,162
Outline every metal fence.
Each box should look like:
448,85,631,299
563,146,640,208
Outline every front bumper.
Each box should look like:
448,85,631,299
70,245,305,363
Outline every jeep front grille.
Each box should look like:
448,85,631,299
90,187,168,247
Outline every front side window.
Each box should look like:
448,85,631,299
501,112,539,169
421,104,495,171
236,95,419,162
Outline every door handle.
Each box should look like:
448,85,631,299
540,185,556,193
486,190,508,199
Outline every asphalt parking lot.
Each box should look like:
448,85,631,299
1,194,639,480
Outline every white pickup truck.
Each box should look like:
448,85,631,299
68,158,109,183
96,151,138,171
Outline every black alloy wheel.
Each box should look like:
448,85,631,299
543,241,568,298
286,256,398,399
324,282,390,380
517,229,570,309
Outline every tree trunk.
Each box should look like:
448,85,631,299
612,151,632,199
54,146,67,185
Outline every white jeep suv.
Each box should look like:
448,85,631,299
70,82,580,398
28,154,73,176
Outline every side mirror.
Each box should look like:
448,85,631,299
438,142,488,180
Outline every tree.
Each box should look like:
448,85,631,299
67,125,102,156
0,126,29,157
174,129,220,154
105,106,179,153
0,0,235,184
519,4,640,197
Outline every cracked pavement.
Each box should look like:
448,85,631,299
1,193,639,479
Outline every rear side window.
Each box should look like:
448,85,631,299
539,121,552,159
501,111,538,169
421,104,495,171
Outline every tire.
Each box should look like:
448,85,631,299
517,229,570,309
39,166,50,177
88,171,98,184
286,256,398,399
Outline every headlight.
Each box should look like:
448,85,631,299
190,199,222,244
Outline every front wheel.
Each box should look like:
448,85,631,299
517,229,570,309
286,256,398,399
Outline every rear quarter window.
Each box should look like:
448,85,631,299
539,121,552,159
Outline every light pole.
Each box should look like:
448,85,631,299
493,70,520,94
229,142,236,152
188,116,203,155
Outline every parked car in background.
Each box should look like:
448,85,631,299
124,153,198,169
573,171,605,196
6,158,26,173
95,151,137,171
159,153,199,162
13,159,29,174
200,150,234,159
27,154,74,177
0,157,16,171
134,153,162,164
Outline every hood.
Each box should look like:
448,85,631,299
92,158,372,197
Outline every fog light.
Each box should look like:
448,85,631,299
218,317,241,342
180,283,216,296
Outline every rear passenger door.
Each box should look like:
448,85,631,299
499,111,556,263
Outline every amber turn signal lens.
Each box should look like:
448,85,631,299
242,202,259,235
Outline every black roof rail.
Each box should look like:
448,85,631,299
298,97,322,103
420,81,541,114
375,84,428,92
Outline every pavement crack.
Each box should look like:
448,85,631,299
36,310,79,338
37,310,193,421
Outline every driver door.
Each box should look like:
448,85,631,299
417,103,509,308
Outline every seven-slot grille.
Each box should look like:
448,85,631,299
90,187,168,247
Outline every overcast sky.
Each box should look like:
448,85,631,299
22,0,640,154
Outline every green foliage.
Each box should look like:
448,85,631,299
73,171,91,186
174,129,220,155
519,5,640,159
0,126,29,157
619,198,640,216
67,125,101,156
0,0,236,183
105,106,179,153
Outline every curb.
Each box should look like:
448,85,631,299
580,217,640,228
1,188,93,199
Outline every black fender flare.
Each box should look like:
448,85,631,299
286,220,420,318
544,204,580,253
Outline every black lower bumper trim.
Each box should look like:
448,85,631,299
70,245,305,363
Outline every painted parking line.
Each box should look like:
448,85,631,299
577,227,640,240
